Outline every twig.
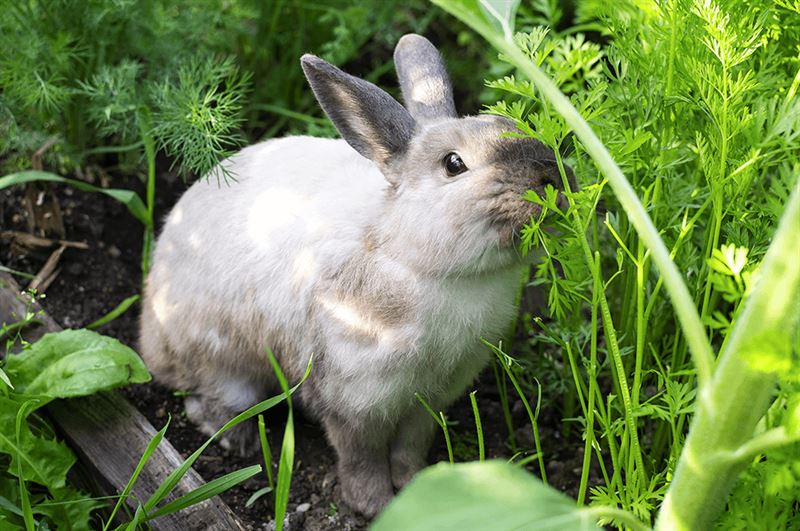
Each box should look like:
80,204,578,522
29,244,66,293
1,231,89,250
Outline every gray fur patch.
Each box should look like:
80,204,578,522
394,34,456,122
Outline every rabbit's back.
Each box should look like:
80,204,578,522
141,136,387,388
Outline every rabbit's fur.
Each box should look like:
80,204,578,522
139,34,568,517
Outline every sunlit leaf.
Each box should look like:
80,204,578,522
4,329,150,397
373,461,602,531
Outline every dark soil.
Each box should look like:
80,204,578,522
1,171,597,530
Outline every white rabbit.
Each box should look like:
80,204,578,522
139,34,568,517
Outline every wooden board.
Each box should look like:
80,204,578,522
0,272,246,530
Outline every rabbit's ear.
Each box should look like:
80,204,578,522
394,34,456,122
301,54,415,169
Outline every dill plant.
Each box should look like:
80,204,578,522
0,0,473,278
377,0,799,529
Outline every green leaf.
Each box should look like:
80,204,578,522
372,461,602,531
0,396,75,491
5,329,150,397
245,486,273,508
0,171,149,226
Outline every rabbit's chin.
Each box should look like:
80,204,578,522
455,238,526,278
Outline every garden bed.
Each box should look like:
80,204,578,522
1,177,594,529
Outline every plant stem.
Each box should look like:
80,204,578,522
493,360,518,453
486,342,547,482
577,252,602,506
138,108,156,282
656,181,800,531
440,412,454,464
469,391,485,462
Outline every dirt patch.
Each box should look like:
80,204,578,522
1,175,595,529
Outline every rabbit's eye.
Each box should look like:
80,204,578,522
444,152,468,176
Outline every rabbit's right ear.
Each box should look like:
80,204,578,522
394,34,456,122
301,55,415,170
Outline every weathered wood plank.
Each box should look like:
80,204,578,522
0,272,246,530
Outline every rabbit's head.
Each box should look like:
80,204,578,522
301,34,571,276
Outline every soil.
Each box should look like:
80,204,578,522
0,170,597,530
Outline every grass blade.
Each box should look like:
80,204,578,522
267,348,295,531
244,486,273,508
257,414,274,493
469,391,485,462
483,339,547,483
141,354,312,515
415,393,454,464
0,171,148,226
103,418,170,530
146,465,262,520
88,295,140,330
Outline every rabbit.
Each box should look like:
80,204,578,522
138,33,570,517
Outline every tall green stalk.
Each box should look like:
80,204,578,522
137,107,156,282
656,182,800,530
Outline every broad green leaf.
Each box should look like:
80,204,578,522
433,0,519,41
5,329,150,397
0,171,149,226
372,461,602,531
0,396,75,491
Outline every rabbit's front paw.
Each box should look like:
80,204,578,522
184,395,259,456
390,450,426,490
338,467,393,518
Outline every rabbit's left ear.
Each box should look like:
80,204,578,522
394,34,456,122
301,54,415,170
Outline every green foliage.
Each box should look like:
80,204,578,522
395,0,799,529
0,328,151,530
0,0,478,177
485,0,798,523
0,0,250,175
149,57,250,180
714,385,800,531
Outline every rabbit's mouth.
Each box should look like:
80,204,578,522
487,197,542,247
